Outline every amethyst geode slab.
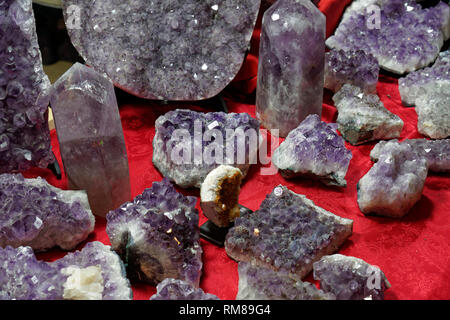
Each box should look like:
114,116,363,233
106,178,202,286
225,185,353,281
150,278,219,300
0,0,54,173
0,173,94,251
272,114,352,187
0,241,132,300
62,0,260,100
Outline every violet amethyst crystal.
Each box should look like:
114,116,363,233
153,109,260,188
0,241,132,300
272,114,352,187
0,0,55,173
0,173,94,251
106,178,202,286
225,185,353,281
61,0,260,101
255,0,325,138
150,278,219,300
332,84,404,145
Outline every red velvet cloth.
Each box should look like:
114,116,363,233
23,1,449,300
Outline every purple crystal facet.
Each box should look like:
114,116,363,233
150,278,219,300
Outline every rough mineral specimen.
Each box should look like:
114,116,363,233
326,0,450,74
236,261,335,300
255,0,325,138
0,0,55,173
50,63,131,217
150,278,219,300
225,185,353,281
272,114,352,187
313,254,390,300
357,143,428,218
332,84,404,145
153,109,260,188
324,49,379,94
0,241,132,300
62,0,260,101
0,173,94,251
106,179,202,286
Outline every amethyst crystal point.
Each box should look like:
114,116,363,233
313,254,390,300
332,84,404,145
255,0,325,138
225,185,353,281
62,0,260,101
50,63,131,217
0,0,54,173
153,109,260,188
150,278,219,300
272,114,352,187
0,173,94,251
324,49,379,94
106,179,202,286
236,262,335,300
326,0,450,74
0,241,132,300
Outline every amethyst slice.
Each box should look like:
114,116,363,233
150,278,219,300
0,0,55,173
106,179,202,286
0,173,94,251
272,114,352,187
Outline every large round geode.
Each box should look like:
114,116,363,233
61,0,261,100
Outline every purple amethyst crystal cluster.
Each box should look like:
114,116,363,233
0,0,54,173
153,109,260,188
0,241,132,300
272,114,352,187
150,278,219,300
62,0,260,100
106,179,202,286
225,185,353,281
0,173,94,251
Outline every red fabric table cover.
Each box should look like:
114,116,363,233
23,0,449,300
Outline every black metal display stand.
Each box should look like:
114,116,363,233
47,153,62,180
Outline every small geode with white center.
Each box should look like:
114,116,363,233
332,84,404,145
106,178,202,286
272,114,352,187
150,278,219,300
225,185,353,281
0,173,95,251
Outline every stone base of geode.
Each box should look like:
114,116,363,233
278,168,347,187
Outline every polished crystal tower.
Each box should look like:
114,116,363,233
50,63,131,217
255,0,325,137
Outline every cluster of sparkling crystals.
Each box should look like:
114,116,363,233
0,241,132,300
153,109,260,188
0,173,94,251
106,179,202,286
225,185,353,281
272,114,352,187
62,0,260,100
0,0,54,173
324,49,379,94
313,254,391,300
332,84,404,145
326,0,450,74
150,278,219,300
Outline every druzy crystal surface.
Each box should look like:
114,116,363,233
153,109,260,188
50,63,131,217
326,0,450,74
332,84,404,145
324,49,379,94
150,278,219,300
313,254,390,300
255,0,325,138
272,114,352,187
0,0,54,173
106,179,202,286
0,241,132,300
62,0,260,101
0,173,94,251
225,185,353,281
